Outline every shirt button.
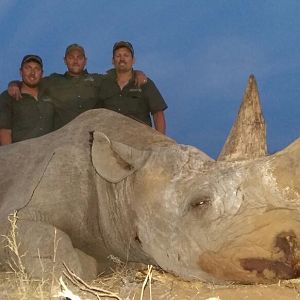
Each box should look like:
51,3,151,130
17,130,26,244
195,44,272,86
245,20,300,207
118,108,121,111
39,128,43,130
78,95,81,98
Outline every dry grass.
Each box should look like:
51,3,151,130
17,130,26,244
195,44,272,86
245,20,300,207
0,211,51,299
3,212,28,283
1,261,300,299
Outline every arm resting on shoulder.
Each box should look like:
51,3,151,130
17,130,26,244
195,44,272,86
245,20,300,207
0,129,12,145
133,70,147,87
152,111,166,134
8,80,22,100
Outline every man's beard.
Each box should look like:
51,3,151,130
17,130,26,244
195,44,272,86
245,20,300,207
22,80,39,89
24,82,39,88
116,63,132,73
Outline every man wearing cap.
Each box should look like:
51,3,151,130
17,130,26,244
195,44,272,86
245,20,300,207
98,41,167,134
8,43,147,130
0,55,55,145
44,44,106,128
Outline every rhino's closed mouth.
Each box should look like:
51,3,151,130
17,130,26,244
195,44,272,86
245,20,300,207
240,258,298,280
240,231,300,280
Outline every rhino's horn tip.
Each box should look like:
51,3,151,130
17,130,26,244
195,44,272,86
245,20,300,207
217,75,267,161
248,74,257,85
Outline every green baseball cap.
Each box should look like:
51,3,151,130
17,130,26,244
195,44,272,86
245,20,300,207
65,43,86,57
113,41,134,56
21,54,43,69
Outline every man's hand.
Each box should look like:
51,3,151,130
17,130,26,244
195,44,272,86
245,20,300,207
134,70,147,87
0,129,12,145
8,81,22,100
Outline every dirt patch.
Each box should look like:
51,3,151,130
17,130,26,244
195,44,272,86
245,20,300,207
1,264,300,300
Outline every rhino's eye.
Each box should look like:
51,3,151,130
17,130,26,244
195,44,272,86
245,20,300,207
182,194,211,217
190,196,211,209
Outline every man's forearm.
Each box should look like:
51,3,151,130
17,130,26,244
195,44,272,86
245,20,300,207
152,111,166,134
8,80,22,100
0,129,12,145
134,70,147,87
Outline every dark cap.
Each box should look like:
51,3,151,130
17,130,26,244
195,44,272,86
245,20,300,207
65,43,86,57
21,54,43,69
113,41,134,56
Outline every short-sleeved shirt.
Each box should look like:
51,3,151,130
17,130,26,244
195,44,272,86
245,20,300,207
0,90,55,143
98,69,167,127
40,71,104,129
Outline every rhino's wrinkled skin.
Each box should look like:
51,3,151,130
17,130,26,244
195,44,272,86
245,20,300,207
0,109,300,284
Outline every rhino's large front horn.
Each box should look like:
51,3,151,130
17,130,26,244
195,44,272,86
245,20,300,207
217,74,267,161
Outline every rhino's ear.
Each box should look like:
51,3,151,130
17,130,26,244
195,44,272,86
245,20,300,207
91,131,150,183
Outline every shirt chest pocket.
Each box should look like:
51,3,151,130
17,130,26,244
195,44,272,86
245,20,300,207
127,89,143,99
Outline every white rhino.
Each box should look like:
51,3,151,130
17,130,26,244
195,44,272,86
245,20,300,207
0,77,300,284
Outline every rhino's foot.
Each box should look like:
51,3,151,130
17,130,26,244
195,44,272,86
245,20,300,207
9,220,98,281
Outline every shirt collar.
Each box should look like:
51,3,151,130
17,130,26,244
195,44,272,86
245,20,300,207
64,69,89,79
106,68,135,83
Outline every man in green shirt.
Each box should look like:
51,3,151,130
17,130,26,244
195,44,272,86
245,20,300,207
40,44,104,128
0,55,55,144
99,41,167,134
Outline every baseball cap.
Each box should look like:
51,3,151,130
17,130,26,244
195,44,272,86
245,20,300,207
113,41,134,56
65,43,86,57
21,55,43,69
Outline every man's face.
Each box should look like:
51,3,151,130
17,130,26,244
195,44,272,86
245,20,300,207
113,47,135,73
64,49,87,76
20,61,43,88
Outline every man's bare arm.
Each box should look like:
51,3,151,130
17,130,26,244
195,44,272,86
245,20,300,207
0,129,12,145
8,81,22,100
152,111,166,134
134,70,147,87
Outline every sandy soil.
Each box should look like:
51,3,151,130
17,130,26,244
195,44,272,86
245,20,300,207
0,265,300,300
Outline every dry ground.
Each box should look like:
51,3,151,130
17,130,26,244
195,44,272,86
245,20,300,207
0,262,300,300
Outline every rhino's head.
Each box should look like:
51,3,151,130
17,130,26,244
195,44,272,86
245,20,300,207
91,130,300,284
90,75,300,283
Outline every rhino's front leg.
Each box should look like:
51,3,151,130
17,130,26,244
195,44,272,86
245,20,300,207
12,220,98,281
